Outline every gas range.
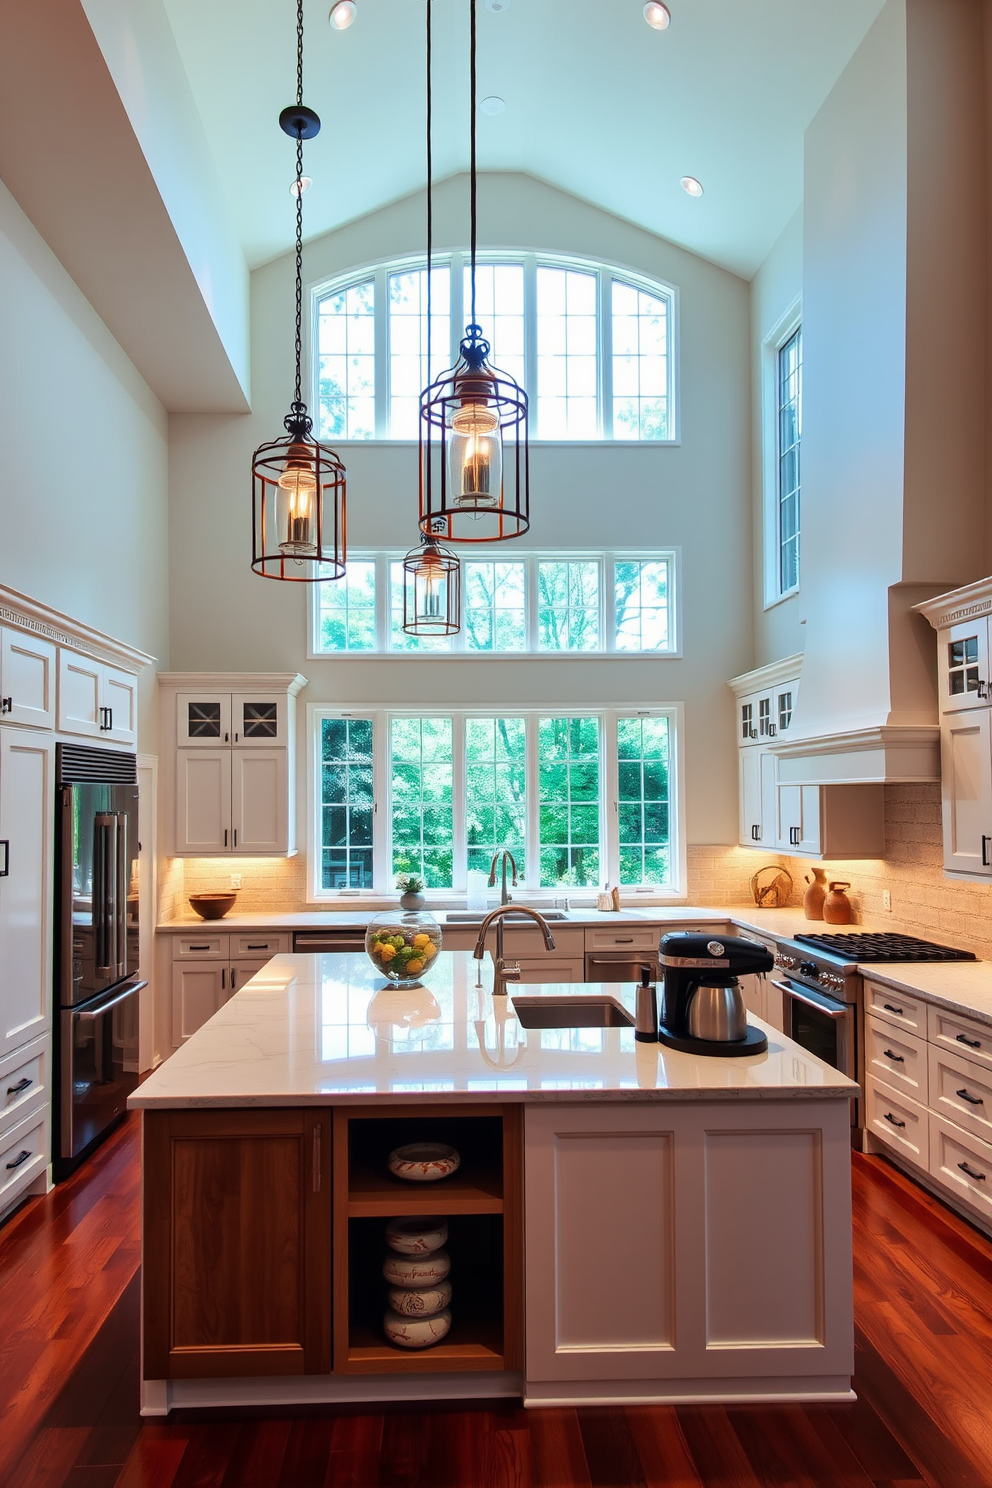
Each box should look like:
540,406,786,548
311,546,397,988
775,930,975,999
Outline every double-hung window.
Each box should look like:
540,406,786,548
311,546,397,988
314,252,677,443
312,551,678,657
777,326,802,595
312,708,679,898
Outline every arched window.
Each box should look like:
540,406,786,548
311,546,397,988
312,252,677,443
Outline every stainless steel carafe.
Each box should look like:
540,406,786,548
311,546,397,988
685,977,747,1042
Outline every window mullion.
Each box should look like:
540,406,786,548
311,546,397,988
599,271,612,439
526,714,540,891
605,558,616,651
604,710,619,892
453,713,467,892
527,555,539,653
524,255,539,439
374,712,390,893
375,266,389,438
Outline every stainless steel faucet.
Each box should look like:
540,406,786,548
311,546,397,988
473,904,556,998
488,850,518,906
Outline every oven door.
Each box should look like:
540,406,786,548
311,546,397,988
773,977,858,1115
60,979,145,1162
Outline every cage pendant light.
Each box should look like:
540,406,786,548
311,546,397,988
418,0,529,543
403,0,461,636
251,0,346,582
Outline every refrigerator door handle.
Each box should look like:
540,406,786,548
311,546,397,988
115,813,128,977
93,813,117,975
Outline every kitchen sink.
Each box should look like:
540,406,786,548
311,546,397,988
510,996,633,1029
444,910,570,923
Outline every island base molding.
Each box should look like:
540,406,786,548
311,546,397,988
522,1376,857,1407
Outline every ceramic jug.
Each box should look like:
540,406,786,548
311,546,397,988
803,868,828,921
823,882,853,925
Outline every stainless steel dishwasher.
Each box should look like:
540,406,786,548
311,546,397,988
584,947,660,982
293,930,367,953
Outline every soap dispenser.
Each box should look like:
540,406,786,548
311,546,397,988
635,964,658,1043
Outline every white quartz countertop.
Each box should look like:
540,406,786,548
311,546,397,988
156,904,797,935
130,951,856,1109
857,962,992,1028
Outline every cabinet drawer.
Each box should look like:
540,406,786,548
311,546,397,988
864,980,925,1036
502,926,584,958
927,1045,992,1146
865,1075,928,1168
0,1036,49,1134
172,934,229,960
928,1004,992,1075
585,926,659,953
231,933,290,958
865,1015,927,1102
512,957,586,985
929,1112,992,1221
0,1106,48,1211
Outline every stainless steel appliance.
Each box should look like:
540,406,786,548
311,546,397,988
293,930,366,953
772,931,975,1141
658,932,773,1056
54,744,145,1177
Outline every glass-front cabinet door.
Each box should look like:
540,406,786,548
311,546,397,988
177,693,233,748
939,620,990,715
231,693,287,748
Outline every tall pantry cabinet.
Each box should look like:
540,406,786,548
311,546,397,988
0,586,148,1221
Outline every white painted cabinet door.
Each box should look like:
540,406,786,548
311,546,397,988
171,961,226,1044
175,751,232,854
739,748,776,848
231,750,289,854
231,693,286,748
778,784,820,856
176,693,233,748
102,666,138,746
229,958,272,993
0,730,54,1055
57,650,102,738
940,709,992,874
0,629,56,729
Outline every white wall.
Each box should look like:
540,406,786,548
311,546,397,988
168,173,751,853
750,207,804,670
0,180,169,744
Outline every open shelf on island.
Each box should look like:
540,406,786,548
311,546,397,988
346,1315,505,1374
346,1113,504,1216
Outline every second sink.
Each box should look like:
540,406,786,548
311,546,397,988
445,910,570,923
510,996,633,1029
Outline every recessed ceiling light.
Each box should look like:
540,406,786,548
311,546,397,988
480,95,505,116
485,0,511,12
681,176,703,197
643,2,671,29
328,1,356,31
290,177,312,197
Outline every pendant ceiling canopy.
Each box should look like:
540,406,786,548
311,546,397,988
251,0,346,583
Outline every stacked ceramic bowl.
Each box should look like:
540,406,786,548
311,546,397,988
382,1217,452,1349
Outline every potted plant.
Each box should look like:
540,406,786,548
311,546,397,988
396,874,426,911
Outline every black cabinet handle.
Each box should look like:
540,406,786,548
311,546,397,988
958,1160,987,1182
188,944,210,951
883,1003,904,1016
983,834,992,867
751,824,760,841
0,840,8,877
767,723,777,736
883,1112,906,1129
5,1149,31,1171
246,943,268,950
221,968,226,991
223,829,228,847
0,696,10,714
956,1088,985,1106
6,1077,32,1097
979,680,989,699
233,828,238,848
956,1032,982,1049
883,1049,905,1063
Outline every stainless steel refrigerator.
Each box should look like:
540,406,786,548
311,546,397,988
53,744,145,1177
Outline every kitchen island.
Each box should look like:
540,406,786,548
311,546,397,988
130,952,857,1414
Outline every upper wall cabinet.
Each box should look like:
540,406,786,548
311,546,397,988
918,580,992,879
729,656,803,850
161,673,306,858
0,628,56,730
58,651,138,747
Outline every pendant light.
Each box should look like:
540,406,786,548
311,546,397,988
404,0,462,636
418,0,530,543
251,0,346,582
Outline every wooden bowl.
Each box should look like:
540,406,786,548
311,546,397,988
188,893,238,921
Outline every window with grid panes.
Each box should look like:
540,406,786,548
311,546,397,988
320,717,374,889
617,716,671,888
390,716,454,887
778,327,802,593
313,253,675,442
538,716,601,887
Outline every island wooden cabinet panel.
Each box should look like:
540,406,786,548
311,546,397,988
142,1109,331,1379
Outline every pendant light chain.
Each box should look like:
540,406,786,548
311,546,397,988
292,0,306,422
426,0,433,409
469,0,477,329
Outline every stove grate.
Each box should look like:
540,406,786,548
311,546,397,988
793,932,976,963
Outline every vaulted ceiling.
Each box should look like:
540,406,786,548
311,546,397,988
163,0,886,279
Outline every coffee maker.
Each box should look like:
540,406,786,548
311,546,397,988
657,931,773,1057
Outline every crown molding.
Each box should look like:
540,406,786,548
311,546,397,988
727,653,804,697
772,725,940,785
915,577,992,631
158,672,308,696
0,583,155,673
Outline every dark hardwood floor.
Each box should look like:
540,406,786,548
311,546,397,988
2,1114,991,1487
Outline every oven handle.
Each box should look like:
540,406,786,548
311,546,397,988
771,978,849,1020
